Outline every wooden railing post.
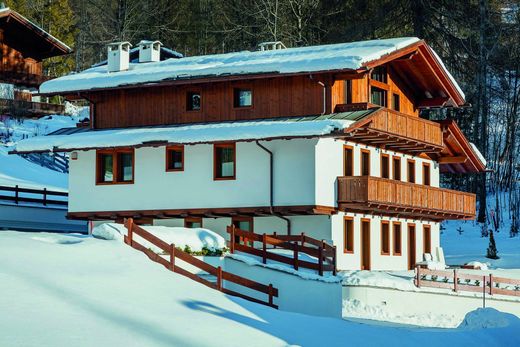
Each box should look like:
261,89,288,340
43,188,47,206
170,243,176,272
318,241,324,276
301,232,305,247
273,232,277,249
293,244,299,271
453,268,458,292
489,274,493,295
126,218,134,246
15,185,19,204
262,233,267,264
415,266,421,287
230,225,235,253
217,266,223,291
268,284,274,307
332,245,337,276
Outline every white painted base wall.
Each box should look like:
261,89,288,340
224,257,342,318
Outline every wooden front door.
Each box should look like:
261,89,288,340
408,224,416,270
361,219,371,270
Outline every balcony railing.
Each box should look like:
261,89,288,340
343,108,444,154
0,98,65,116
337,176,476,220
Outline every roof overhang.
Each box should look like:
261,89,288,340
434,120,487,173
0,8,72,60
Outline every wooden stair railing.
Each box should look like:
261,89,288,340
227,225,337,276
123,218,279,309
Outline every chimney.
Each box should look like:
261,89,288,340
107,42,132,72
258,41,287,51
138,40,162,63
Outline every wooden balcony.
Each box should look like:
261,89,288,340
342,108,444,154
337,176,476,220
0,70,50,87
0,98,65,117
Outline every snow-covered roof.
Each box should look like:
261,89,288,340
13,118,353,153
41,37,422,94
91,46,183,68
470,142,487,167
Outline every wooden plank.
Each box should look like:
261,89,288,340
492,276,520,286
221,288,278,308
132,225,170,253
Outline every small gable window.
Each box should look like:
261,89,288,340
234,88,252,107
166,146,184,172
186,91,201,111
371,66,387,83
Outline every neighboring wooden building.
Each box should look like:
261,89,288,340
0,7,71,117
14,37,486,271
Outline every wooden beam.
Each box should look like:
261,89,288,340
438,156,468,164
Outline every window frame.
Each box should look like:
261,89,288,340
370,86,387,107
344,216,354,254
186,91,202,112
185,217,203,228
213,142,236,180
392,93,400,111
381,153,390,179
96,148,135,185
343,145,354,176
165,145,184,172
361,149,371,176
392,222,402,256
393,156,401,181
381,221,390,256
233,88,253,108
407,159,416,183
422,162,431,186
423,225,432,254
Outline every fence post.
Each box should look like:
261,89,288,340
43,188,47,206
126,218,134,246
273,232,277,249
415,266,421,287
262,233,267,264
268,284,274,307
318,241,324,276
483,275,486,308
15,185,19,204
489,273,493,295
293,244,299,271
453,269,457,292
230,225,235,253
170,244,176,272
217,266,223,291
301,232,305,247
332,245,337,276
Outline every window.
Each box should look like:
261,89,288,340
393,222,402,255
407,159,415,183
344,80,352,104
392,93,400,111
371,66,387,83
234,88,252,107
393,156,401,180
423,163,431,186
381,154,390,179
185,217,202,228
381,221,390,255
96,149,134,184
361,149,370,176
186,92,201,111
166,146,184,171
344,145,354,176
423,225,431,254
371,87,387,107
214,143,236,180
344,217,354,253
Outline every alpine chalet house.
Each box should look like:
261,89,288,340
0,7,71,117
14,37,486,271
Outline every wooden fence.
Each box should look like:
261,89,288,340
124,219,279,308
415,266,520,298
0,184,68,207
227,225,337,276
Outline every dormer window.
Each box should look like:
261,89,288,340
234,88,252,108
371,66,387,83
186,92,201,111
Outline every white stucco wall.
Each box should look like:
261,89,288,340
69,139,317,212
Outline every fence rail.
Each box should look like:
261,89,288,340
227,226,337,276
415,266,520,298
0,184,68,207
124,219,278,308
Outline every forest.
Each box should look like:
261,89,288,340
5,0,520,232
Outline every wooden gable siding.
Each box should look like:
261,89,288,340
332,64,418,117
90,75,325,129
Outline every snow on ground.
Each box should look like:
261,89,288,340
442,218,520,269
2,230,520,347
0,146,67,190
93,222,226,252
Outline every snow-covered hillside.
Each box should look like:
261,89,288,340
1,230,519,347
